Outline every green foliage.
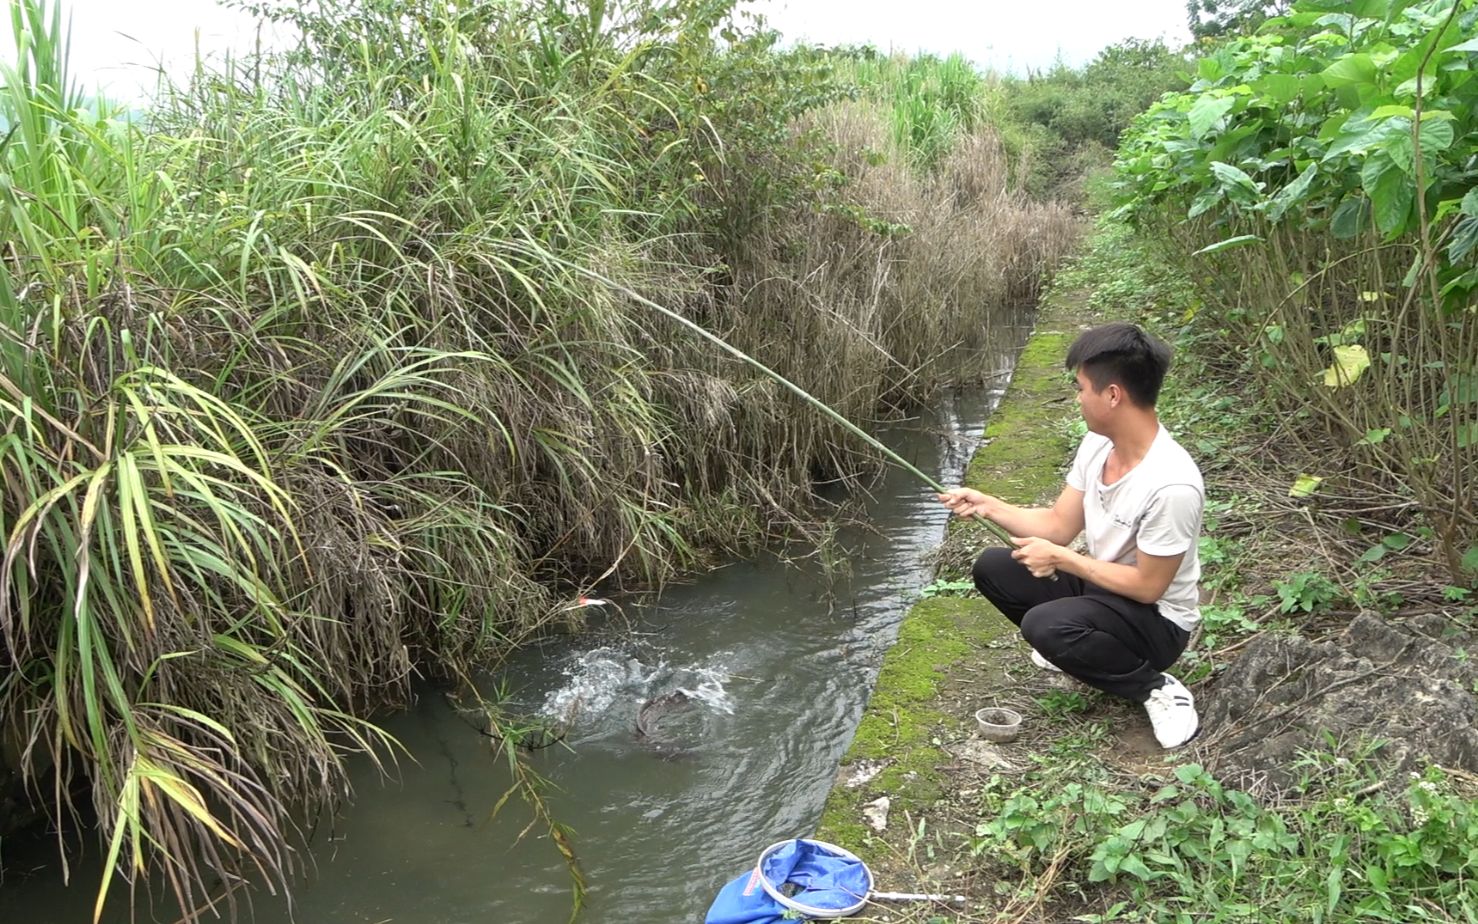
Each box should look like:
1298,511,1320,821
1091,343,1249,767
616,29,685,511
1187,0,1293,38
1035,689,1092,718
1200,601,1262,646
1274,569,1342,614
1014,40,1193,151
1113,0,1478,580
1002,40,1192,196
919,576,976,598
830,49,996,169
1052,217,1201,322
971,754,1478,922
1116,0,1478,302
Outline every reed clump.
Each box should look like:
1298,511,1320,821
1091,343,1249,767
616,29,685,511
0,0,1077,915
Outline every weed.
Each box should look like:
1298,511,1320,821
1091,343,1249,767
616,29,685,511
1035,689,1092,719
920,577,976,598
1274,570,1341,615
966,752,1478,923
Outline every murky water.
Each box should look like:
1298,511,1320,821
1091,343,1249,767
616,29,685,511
2,365,1018,923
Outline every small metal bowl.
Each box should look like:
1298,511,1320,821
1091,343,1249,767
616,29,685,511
974,706,1023,743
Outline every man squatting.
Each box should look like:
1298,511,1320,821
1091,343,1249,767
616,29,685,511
939,322,1203,749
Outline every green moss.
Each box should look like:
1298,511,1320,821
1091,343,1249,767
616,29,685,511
817,595,1011,858
846,598,986,758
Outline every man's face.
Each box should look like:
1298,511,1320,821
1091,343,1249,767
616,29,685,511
1074,368,1114,434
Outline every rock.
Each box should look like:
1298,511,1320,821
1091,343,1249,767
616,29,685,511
955,738,1014,771
862,796,891,833
1201,613,1478,789
841,759,888,789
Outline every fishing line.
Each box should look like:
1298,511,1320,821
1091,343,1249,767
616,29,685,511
552,255,1020,550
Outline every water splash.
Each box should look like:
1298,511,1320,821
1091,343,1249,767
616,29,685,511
540,648,735,730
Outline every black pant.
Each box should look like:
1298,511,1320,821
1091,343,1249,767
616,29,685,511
971,547,1189,703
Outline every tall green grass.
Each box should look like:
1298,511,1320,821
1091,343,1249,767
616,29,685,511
831,50,998,169
0,0,1077,916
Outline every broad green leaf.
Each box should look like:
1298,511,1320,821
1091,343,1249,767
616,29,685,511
1189,95,1236,139
1255,74,1303,106
1119,855,1156,881
1370,104,1414,118
1461,188,1478,219
1384,129,1416,174
1267,163,1318,222
1449,218,1478,263
1323,344,1372,388
1194,234,1262,255
1454,38,1478,53
1358,428,1391,445
1321,117,1400,160
1330,196,1371,239
1361,156,1414,235
1321,53,1377,88
1416,118,1455,153
1210,161,1262,203
1188,190,1222,219
1447,373,1478,405
1289,473,1324,498
1366,864,1389,892
1393,74,1441,99
1370,115,1454,170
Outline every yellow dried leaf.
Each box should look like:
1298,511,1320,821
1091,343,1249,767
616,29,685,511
1323,344,1370,388
1289,473,1324,498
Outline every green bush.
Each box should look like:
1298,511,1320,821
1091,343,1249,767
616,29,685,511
1112,0,1478,580
972,758,1478,922
1003,39,1192,197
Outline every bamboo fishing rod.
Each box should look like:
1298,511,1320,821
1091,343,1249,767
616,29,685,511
567,261,1018,549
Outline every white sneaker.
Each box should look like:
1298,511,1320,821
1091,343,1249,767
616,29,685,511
1030,648,1063,672
1144,673,1199,749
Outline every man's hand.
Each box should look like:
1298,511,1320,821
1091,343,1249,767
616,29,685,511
937,487,999,520
1009,535,1063,579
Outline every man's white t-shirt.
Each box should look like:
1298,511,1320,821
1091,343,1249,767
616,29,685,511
1065,426,1204,630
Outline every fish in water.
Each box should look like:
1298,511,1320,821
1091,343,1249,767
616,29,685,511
635,689,695,757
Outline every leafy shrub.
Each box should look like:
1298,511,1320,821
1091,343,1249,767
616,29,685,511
971,758,1478,922
1112,0,1478,581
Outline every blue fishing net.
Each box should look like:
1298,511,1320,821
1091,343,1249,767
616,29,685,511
705,838,872,923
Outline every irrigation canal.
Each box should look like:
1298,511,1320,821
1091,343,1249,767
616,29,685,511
3,347,1020,923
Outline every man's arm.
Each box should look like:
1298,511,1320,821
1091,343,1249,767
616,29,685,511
938,484,1086,546
1010,542,1184,604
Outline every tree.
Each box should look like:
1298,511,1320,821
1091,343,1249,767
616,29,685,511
1185,0,1292,38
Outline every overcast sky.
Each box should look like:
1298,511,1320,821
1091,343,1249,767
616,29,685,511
752,0,1192,74
42,0,1193,103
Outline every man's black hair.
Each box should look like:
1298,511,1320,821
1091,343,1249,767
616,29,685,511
1065,323,1172,408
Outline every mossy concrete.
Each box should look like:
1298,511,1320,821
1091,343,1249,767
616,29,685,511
814,295,1091,862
